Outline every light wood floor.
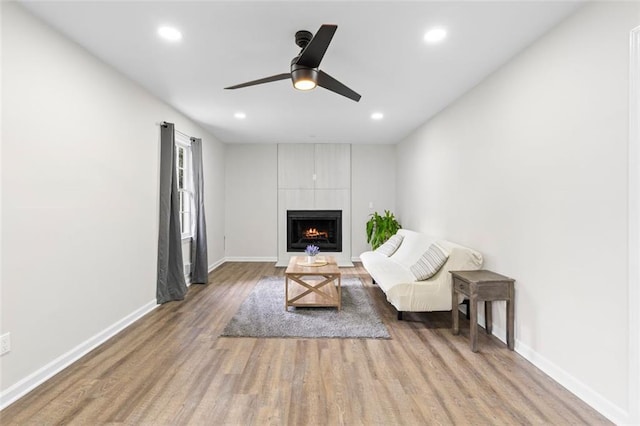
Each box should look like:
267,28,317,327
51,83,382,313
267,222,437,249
2,262,610,425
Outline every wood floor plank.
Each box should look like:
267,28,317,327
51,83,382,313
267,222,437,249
1,261,611,425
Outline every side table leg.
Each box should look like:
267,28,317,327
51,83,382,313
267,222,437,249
470,295,478,352
507,293,515,350
452,285,459,335
485,301,493,335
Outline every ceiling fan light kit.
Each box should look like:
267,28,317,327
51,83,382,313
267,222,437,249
291,62,318,91
225,24,361,102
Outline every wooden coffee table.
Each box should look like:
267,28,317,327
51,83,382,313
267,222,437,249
285,256,341,311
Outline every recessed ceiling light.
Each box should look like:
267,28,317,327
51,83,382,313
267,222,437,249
157,26,182,42
234,112,246,119
424,27,447,44
371,112,384,120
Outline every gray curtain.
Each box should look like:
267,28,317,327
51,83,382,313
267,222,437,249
156,122,187,303
190,138,209,283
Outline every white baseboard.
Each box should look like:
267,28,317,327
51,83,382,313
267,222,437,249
470,311,628,424
514,337,628,424
0,300,158,411
208,257,225,273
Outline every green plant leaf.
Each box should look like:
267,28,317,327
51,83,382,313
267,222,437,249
365,210,401,249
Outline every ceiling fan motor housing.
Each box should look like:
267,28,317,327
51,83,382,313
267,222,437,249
295,30,313,48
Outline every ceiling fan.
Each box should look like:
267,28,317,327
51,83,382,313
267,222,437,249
224,24,361,102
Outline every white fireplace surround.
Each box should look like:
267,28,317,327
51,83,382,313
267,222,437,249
276,144,353,266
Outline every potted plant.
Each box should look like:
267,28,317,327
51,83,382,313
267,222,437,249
366,210,401,250
305,244,320,264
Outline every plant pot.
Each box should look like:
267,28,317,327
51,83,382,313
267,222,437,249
307,255,316,264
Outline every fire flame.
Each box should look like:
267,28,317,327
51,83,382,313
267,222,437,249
304,228,328,238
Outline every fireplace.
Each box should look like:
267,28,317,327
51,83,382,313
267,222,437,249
287,210,342,252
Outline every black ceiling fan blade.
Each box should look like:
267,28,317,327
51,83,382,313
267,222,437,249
224,73,291,89
295,24,337,68
317,70,361,102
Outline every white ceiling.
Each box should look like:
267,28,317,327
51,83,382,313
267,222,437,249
19,1,581,144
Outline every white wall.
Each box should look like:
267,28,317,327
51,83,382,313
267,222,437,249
351,144,396,258
0,2,225,402
224,144,278,260
396,2,639,423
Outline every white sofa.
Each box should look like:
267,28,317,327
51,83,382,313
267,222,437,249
360,229,483,318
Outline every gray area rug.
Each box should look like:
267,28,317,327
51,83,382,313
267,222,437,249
221,276,391,339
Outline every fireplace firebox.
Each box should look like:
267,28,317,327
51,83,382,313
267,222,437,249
287,210,342,252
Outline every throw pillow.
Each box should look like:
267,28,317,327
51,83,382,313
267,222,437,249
410,243,449,280
375,234,404,257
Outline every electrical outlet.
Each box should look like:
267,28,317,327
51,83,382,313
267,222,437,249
1,333,11,355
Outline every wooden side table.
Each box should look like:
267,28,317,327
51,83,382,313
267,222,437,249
450,270,515,352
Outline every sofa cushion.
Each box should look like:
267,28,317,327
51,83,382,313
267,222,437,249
390,229,436,267
375,234,404,257
410,243,449,280
360,252,416,293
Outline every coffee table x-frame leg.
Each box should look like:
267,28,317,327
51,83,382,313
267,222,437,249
285,273,342,311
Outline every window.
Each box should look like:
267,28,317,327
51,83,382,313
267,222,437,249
175,132,193,239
